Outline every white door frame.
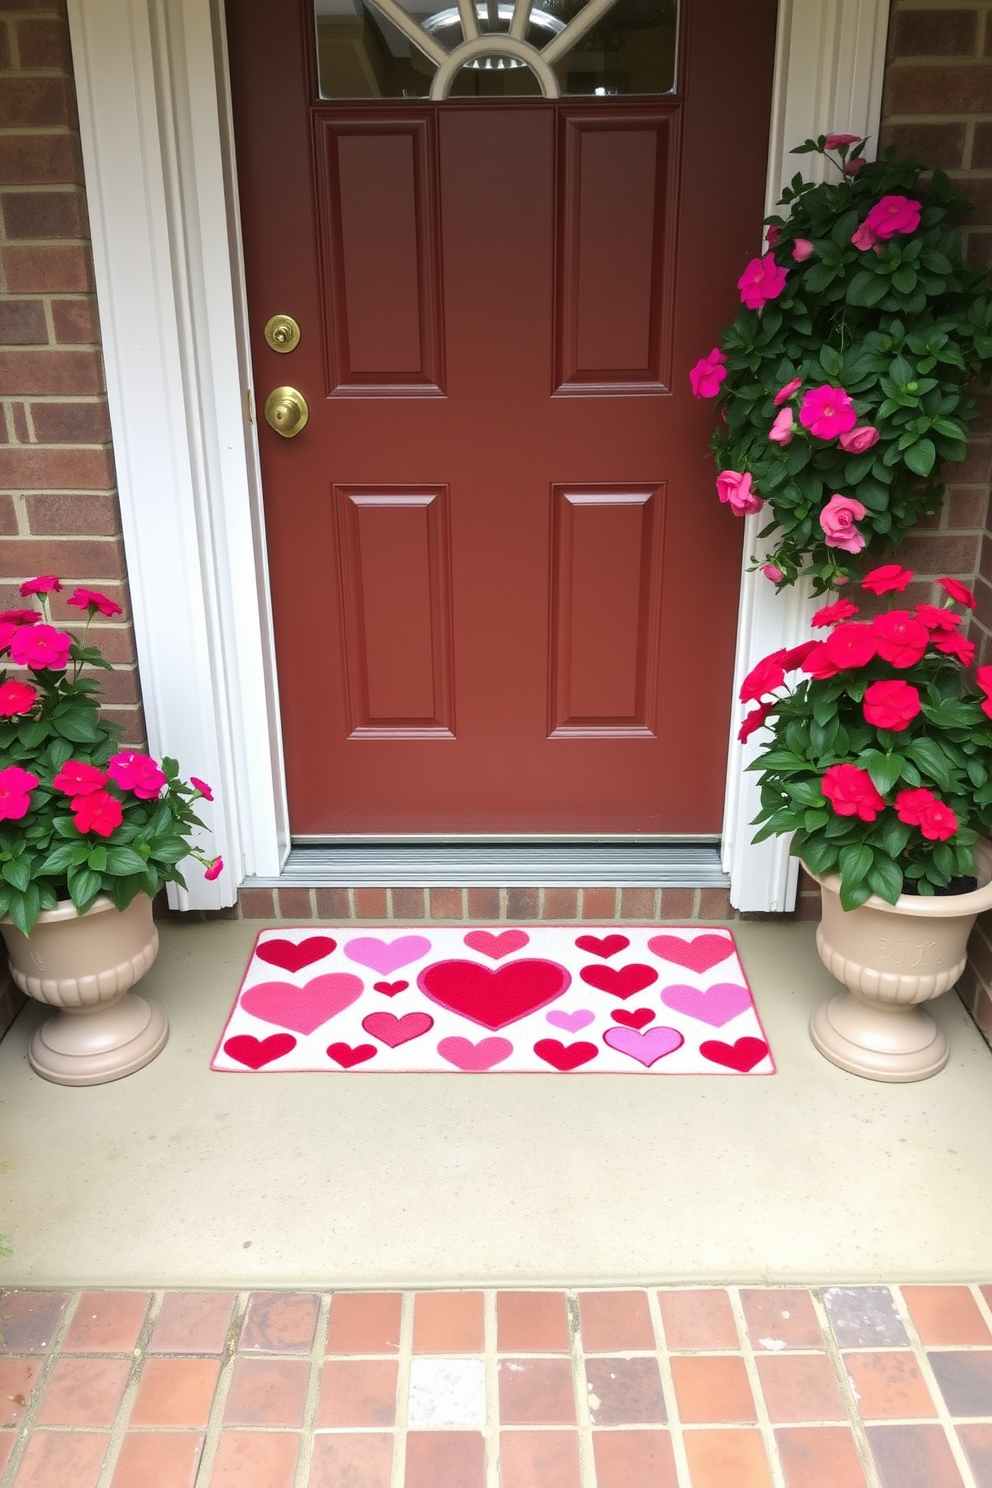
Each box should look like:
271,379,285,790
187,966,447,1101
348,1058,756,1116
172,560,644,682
65,0,889,911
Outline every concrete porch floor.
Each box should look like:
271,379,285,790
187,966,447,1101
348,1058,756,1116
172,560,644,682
1,919,992,1289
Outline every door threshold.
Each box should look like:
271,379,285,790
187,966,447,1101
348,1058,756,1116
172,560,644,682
244,840,729,889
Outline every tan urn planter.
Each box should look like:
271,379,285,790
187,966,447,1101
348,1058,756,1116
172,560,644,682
0,893,168,1086
803,836,992,1082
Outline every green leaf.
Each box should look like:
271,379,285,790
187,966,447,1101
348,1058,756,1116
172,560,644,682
867,854,904,904
105,846,149,876
904,438,936,476
839,843,873,889
1,857,31,892
864,753,905,795
905,736,953,789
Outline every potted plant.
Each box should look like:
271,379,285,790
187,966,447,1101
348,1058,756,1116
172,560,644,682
743,563,992,1081
689,134,992,590
0,576,221,1086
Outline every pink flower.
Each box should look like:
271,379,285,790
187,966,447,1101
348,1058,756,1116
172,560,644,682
872,611,929,668
915,604,961,632
933,630,975,665
19,576,61,596
851,220,878,251
812,597,859,627
864,194,922,240
844,157,866,175
190,776,214,801
765,223,781,248
737,254,788,309
862,564,913,595
9,623,72,671
0,680,37,717
774,377,802,406
66,588,123,617
863,678,921,731
768,408,794,446
824,621,877,670
762,563,784,583
0,611,40,625
107,751,166,800
0,765,38,821
819,494,867,553
792,238,815,261
716,470,763,517
738,701,773,743
740,655,786,703
71,789,123,838
205,856,224,882
800,385,858,439
825,133,861,149
938,576,976,610
822,763,886,821
52,760,108,797
838,424,880,453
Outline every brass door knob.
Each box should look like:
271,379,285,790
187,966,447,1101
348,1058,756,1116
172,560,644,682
264,386,309,438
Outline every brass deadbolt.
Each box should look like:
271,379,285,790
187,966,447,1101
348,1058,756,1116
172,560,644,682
264,386,309,438
263,314,302,353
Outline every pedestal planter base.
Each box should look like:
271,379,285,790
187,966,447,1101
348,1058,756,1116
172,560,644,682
810,990,948,1082
28,994,168,1086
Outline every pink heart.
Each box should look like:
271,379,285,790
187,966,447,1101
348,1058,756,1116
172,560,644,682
240,974,363,1034
361,1011,434,1048
661,982,752,1027
438,1036,514,1070
546,1008,595,1033
648,933,734,974
344,935,432,975
603,1024,684,1067
463,930,530,959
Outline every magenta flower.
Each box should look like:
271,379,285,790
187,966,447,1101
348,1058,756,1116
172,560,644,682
0,680,37,717
0,611,41,625
716,470,763,517
851,220,878,251
204,856,224,881
765,223,781,248
825,133,860,149
838,424,879,453
66,588,123,617
819,494,867,553
844,157,866,176
937,576,976,610
864,195,922,240
800,385,858,440
737,254,788,309
19,576,61,597
811,598,859,627
773,377,802,406
190,776,214,802
688,348,727,399
9,623,72,671
768,408,794,446
52,760,108,797
71,789,124,838
761,563,784,583
108,751,166,800
0,766,39,822
791,239,815,262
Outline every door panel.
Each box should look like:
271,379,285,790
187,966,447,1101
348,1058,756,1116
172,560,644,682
227,0,778,838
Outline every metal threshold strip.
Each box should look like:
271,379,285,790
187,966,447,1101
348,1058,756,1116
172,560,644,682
245,840,729,888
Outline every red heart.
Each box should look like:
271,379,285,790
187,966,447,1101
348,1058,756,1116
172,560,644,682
256,936,336,973
361,1011,434,1048
575,934,629,959
533,1038,598,1071
374,980,408,997
223,1033,296,1069
648,934,733,974
418,959,570,1030
326,1042,377,1069
579,964,658,1000
611,1007,655,1030
463,930,530,959
699,1036,770,1072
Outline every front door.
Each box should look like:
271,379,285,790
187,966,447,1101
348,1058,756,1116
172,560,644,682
227,0,776,837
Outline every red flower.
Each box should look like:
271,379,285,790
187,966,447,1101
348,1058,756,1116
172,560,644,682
978,666,992,719
822,763,886,821
915,604,961,632
0,610,40,625
738,701,773,743
824,622,877,671
0,765,38,821
773,377,802,406
778,641,819,671
19,576,61,596
66,587,123,617
204,856,224,881
190,776,214,801
919,799,958,841
9,623,72,671
71,789,123,838
0,680,37,717
895,787,936,825
811,598,859,628
872,611,929,668
52,760,108,797
938,576,976,609
863,679,921,731
933,630,975,665
107,751,166,800
801,643,840,679
861,564,913,595
739,655,786,703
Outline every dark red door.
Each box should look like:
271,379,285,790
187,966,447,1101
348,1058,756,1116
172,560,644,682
227,0,777,836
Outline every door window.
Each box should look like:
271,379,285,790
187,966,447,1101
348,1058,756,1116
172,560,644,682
314,0,677,99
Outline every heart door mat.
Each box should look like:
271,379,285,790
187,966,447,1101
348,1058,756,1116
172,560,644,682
211,927,774,1075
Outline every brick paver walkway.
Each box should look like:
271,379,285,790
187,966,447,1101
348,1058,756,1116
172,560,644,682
2,1284,992,1486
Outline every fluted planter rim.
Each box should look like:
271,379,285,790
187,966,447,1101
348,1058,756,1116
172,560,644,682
0,892,118,930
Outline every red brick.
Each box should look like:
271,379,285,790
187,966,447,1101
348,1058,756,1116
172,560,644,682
429,886,463,919
966,231,992,268
592,1430,679,1488
899,532,980,575
466,886,500,919
879,121,967,169
24,491,121,536
0,75,76,128
389,887,425,918
496,1292,571,1353
93,667,140,706
498,1358,576,1424
948,489,989,528
621,885,657,919
658,1289,739,1350
2,187,86,239
957,177,992,223
885,63,992,114
51,298,101,343
326,1293,401,1355
9,402,29,441
0,300,47,344
412,1292,485,1353
658,887,696,918
865,1423,965,1488
0,20,8,68
0,495,18,535
902,1286,992,1346
889,9,978,57
506,886,541,920
354,887,387,919
775,1427,868,1488
404,1432,484,1488
16,15,73,68
275,887,312,919
0,536,124,578
580,887,616,919
543,886,579,920
499,1431,583,1488
239,1292,320,1354
238,887,277,918
2,243,93,292
698,887,733,919
0,347,102,394
578,1291,655,1351
671,1354,756,1424
0,446,114,489
314,887,351,918
0,133,82,186
974,123,992,170
26,401,110,445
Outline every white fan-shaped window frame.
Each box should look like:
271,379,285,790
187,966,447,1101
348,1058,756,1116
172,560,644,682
359,0,624,98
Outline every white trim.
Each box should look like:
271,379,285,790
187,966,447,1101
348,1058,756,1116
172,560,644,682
66,0,289,906
65,0,888,911
722,0,891,911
